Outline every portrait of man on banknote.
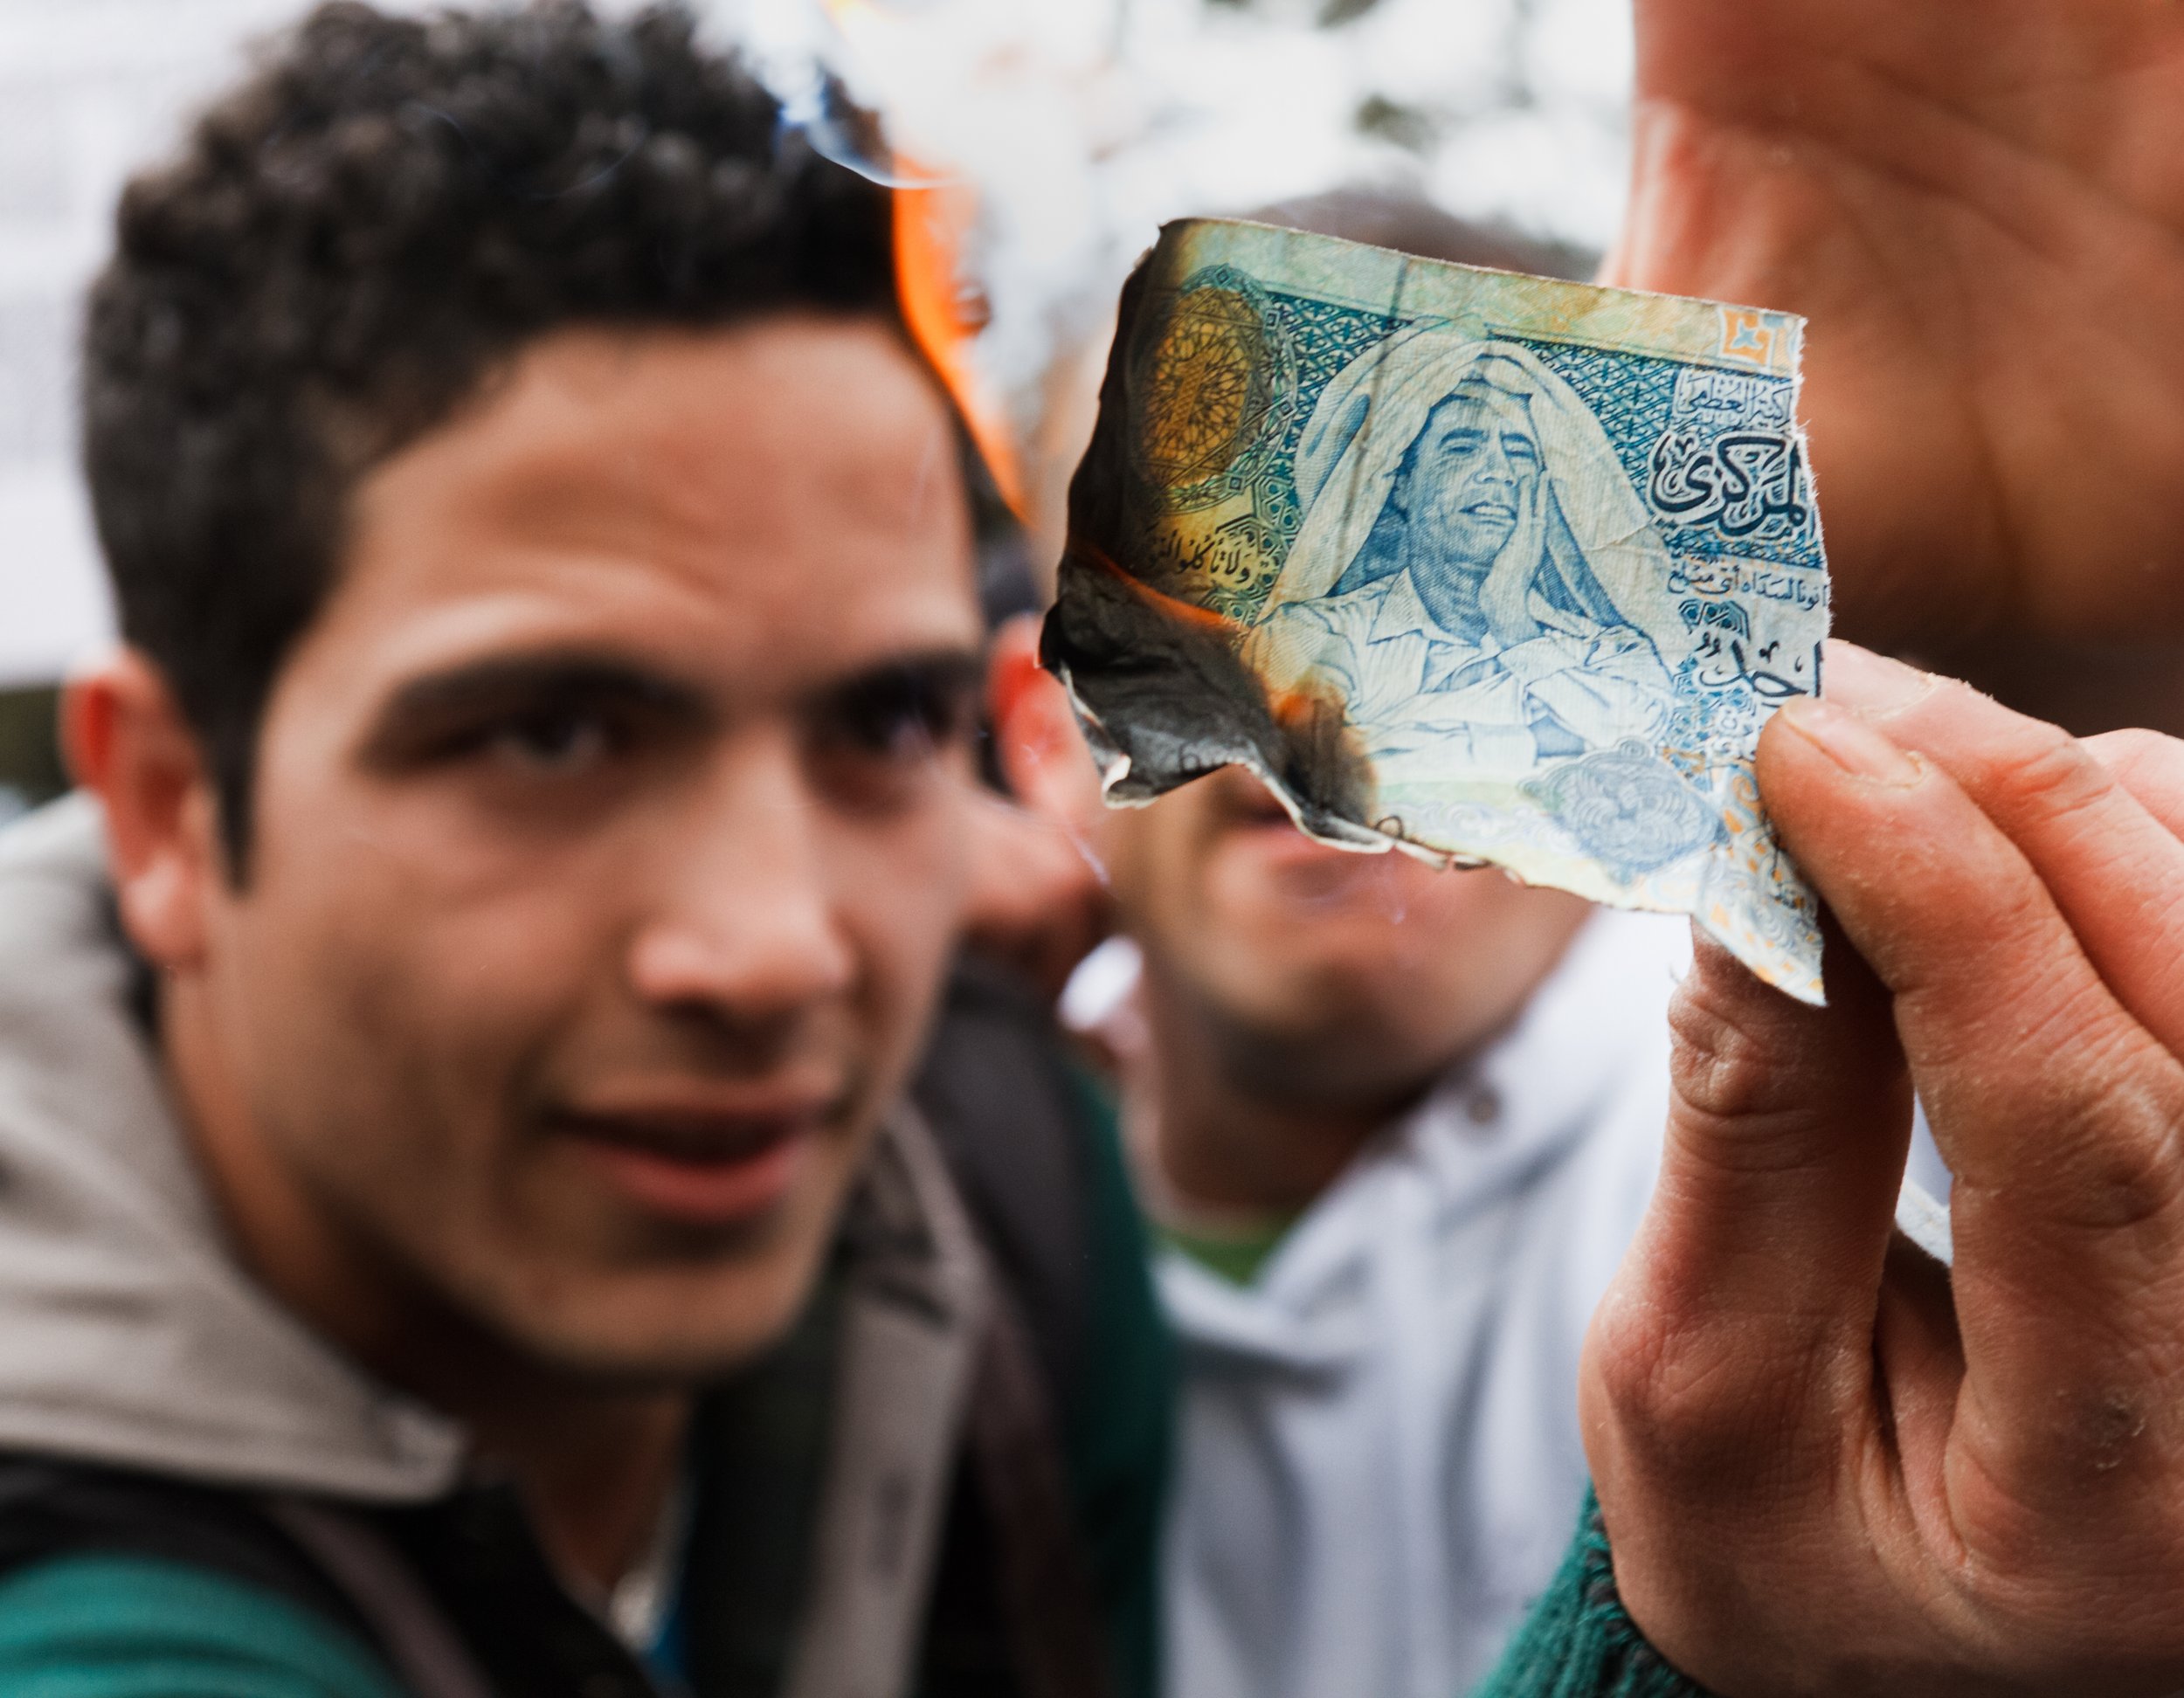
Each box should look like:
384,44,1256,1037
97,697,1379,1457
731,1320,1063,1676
1243,328,1690,787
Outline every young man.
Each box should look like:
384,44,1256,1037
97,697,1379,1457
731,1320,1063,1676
0,9,1167,1696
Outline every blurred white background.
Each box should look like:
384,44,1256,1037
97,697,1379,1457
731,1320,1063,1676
0,0,1631,685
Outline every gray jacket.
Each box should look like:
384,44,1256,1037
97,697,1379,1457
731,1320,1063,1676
0,796,1091,1698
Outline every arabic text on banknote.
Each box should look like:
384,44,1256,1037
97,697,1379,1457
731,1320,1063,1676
1042,218,1831,1000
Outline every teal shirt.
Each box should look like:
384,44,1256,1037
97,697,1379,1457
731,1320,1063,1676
0,1499,1711,1697
0,1555,404,1698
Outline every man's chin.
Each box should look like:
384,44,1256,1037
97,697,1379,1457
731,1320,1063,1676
503,1305,811,1389
1202,969,1430,1062
1208,1018,1445,1115
471,1237,832,1388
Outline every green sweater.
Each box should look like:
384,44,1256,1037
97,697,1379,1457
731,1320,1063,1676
1473,1492,1709,1698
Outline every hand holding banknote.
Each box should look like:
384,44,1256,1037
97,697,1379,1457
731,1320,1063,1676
1615,0,2184,652
1584,642,2184,1695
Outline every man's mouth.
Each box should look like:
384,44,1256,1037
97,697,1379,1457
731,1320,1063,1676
1462,500,1517,523
551,1097,839,1227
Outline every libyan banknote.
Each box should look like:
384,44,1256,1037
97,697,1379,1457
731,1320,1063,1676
1041,217,1832,1001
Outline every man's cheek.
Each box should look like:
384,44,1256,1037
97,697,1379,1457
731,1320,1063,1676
270,897,534,1187
851,822,969,1038
310,831,598,1039
894,787,980,925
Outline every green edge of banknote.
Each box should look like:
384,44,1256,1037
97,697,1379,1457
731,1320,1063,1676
1042,217,1833,1002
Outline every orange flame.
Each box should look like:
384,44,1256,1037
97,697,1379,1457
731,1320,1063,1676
811,0,1026,515
1070,542,1244,638
894,172,1027,517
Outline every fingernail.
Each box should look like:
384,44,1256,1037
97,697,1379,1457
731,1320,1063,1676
1775,695,1924,785
1821,640,1936,719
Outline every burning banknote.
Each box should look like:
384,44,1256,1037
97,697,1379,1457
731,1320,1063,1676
1042,218,1831,999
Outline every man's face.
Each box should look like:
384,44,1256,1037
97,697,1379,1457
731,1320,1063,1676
179,318,981,1380
1099,768,1587,1108
1404,382,1541,582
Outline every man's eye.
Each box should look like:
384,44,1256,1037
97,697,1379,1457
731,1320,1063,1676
1505,436,1540,464
820,670,972,764
483,705,615,772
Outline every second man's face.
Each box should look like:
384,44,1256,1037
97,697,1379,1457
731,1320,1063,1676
183,316,984,1381
1098,766,1590,1108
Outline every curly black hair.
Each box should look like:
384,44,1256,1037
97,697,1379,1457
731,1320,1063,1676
82,1,901,867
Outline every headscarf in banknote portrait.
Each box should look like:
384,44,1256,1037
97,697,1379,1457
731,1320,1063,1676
1245,327,1696,783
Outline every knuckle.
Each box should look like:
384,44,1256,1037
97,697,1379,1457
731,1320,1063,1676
2091,726,2174,775
1974,718,2118,834
2059,1088,2184,1234
2029,1064,2184,1234
1950,1415,2184,1593
1665,970,1807,1129
1938,1004,2184,1235
1588,1284,1805,1483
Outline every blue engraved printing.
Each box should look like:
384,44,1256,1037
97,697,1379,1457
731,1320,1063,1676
1514,339,1824,573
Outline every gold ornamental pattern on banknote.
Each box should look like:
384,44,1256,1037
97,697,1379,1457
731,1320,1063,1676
1042,217,1832,1000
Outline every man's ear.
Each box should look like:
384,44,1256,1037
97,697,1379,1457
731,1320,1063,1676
63,652,224,971
986,613,1103,836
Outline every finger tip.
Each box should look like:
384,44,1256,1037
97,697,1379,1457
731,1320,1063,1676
1754,699,1831,804
1679,922,1774,1015
1762,695,1925,797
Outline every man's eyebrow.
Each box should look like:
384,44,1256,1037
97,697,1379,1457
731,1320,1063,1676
362,652,707,754
801,645,985,712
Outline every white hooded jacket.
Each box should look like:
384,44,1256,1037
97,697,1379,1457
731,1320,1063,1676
1147,907,1690,1698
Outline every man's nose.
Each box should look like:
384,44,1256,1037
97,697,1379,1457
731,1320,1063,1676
625,735,857,1022
1476,438,1516,487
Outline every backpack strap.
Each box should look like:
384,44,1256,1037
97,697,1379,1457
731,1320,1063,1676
0,1458,651,1698
965,1280,1114,1698
782,1108,991,1698
264,1496,500,1698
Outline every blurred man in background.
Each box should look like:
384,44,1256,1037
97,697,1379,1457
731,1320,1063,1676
0,9,1167,1696
1000,645,1681,1695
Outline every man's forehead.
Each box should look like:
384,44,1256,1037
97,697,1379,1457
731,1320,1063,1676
407,321,967,553
319,543,982,721
1427,380,1536,435
294,316,983,713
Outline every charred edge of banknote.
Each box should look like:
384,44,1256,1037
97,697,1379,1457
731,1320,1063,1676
1040,251,1376,834
1040,549,1377,834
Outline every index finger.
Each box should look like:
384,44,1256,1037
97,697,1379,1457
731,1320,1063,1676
1758,694,2184,1534
2086,728,2184,841
1823,645,2184,1057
